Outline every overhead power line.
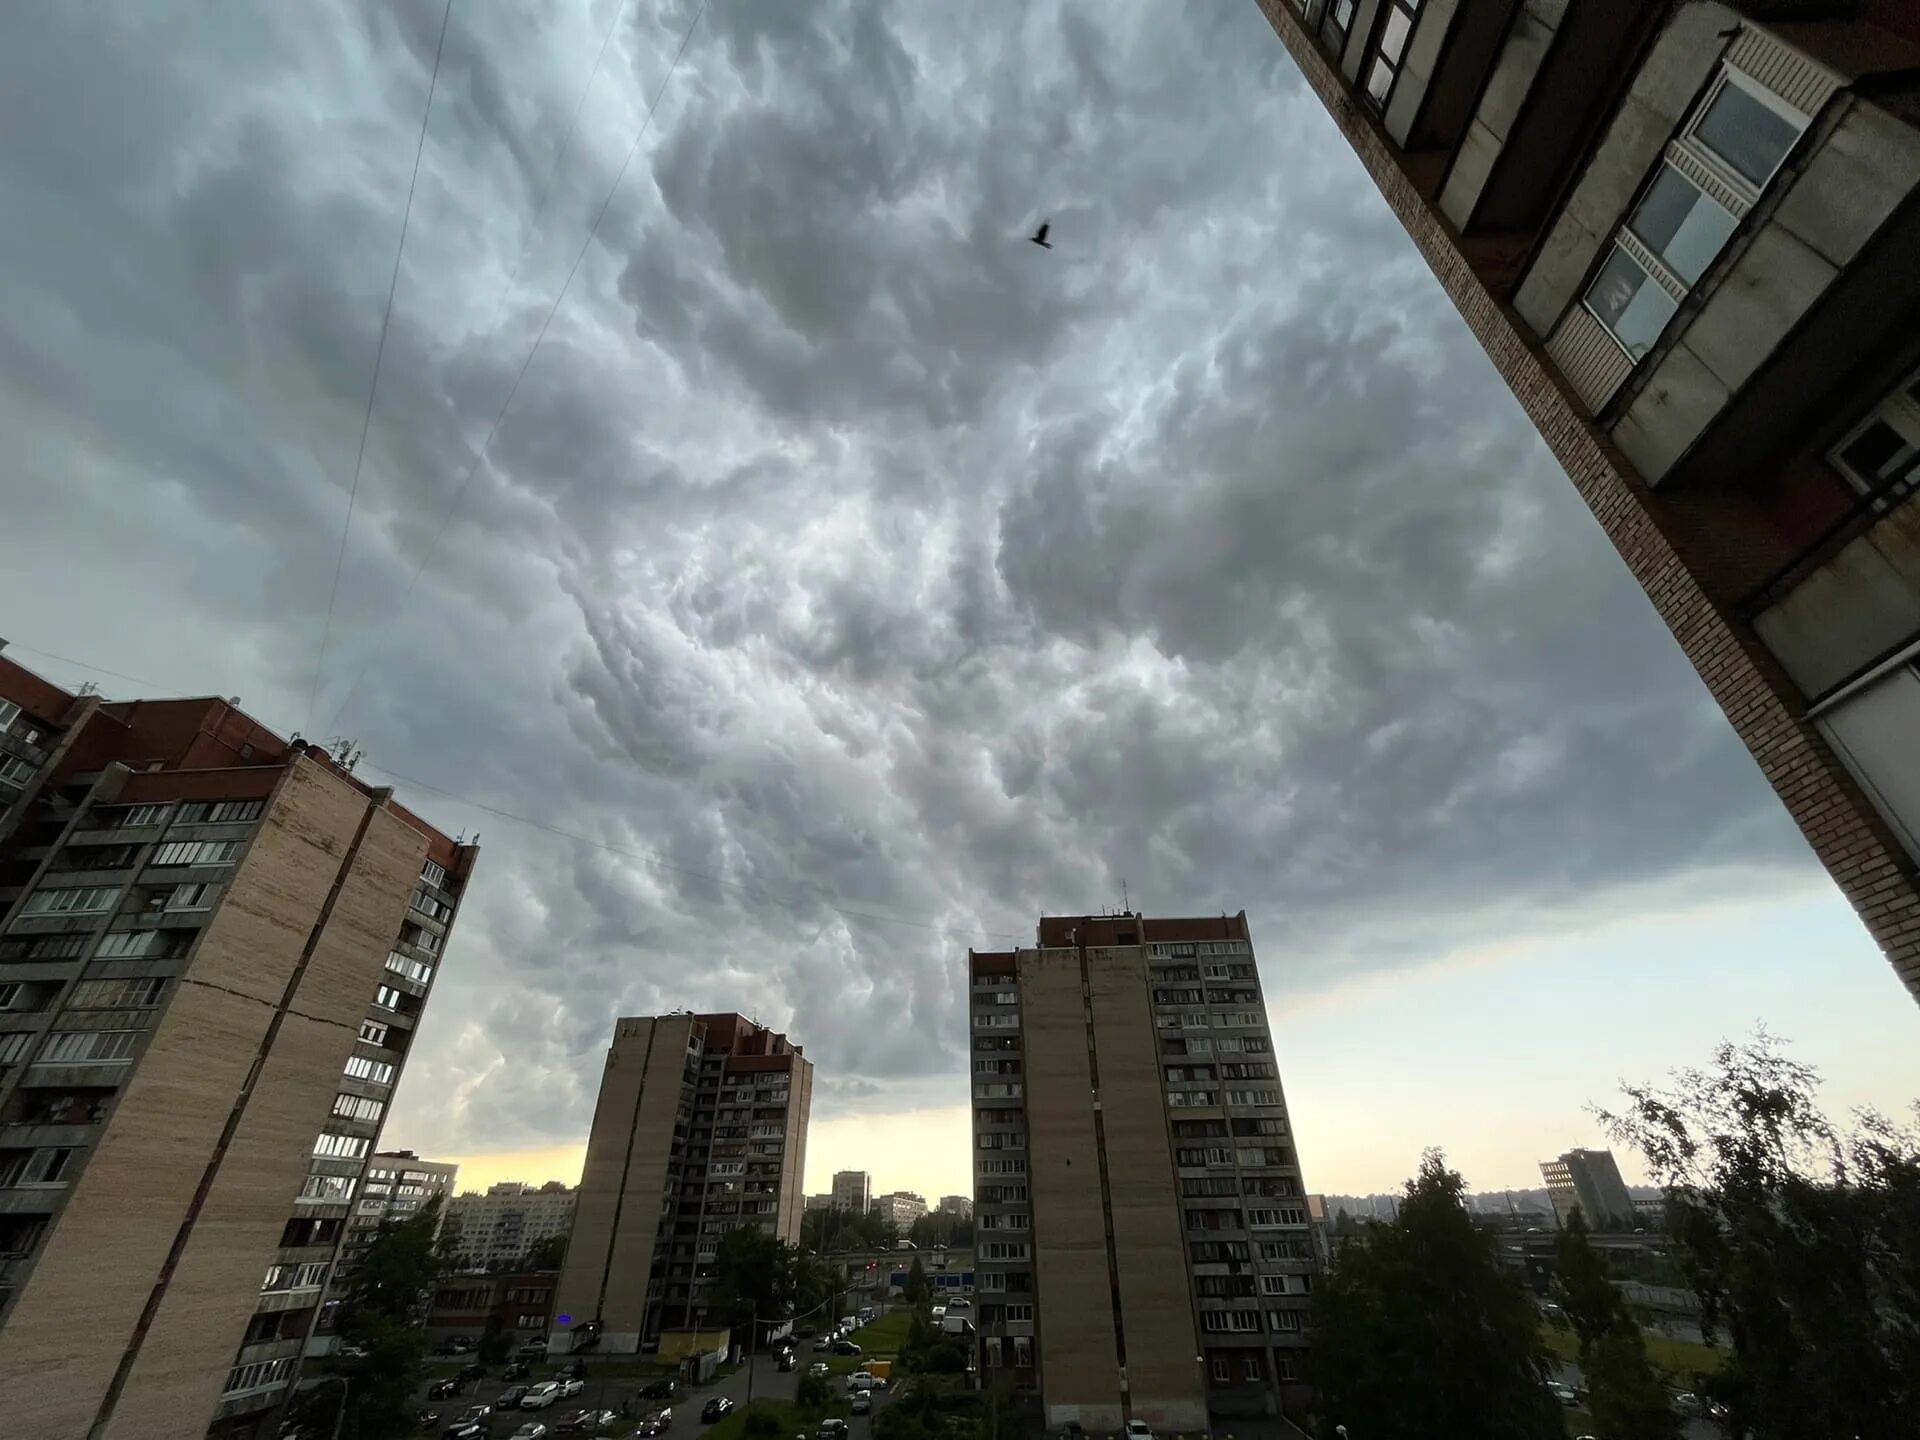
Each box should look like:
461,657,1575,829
356,758,1025,946
324,0,711,736
308,0,459,728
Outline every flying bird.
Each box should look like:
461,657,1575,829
1030,220,1052,249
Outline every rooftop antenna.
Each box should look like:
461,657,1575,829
1121,878,1130,914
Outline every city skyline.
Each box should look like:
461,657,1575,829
8,0,1920,1257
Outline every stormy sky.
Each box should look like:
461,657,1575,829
4,0,1914,1200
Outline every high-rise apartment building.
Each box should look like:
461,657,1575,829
805,1192,834,1213
831,1169,871,1213
873,1191,928,1230
1540,1148,1636,1232
969,912,1313,1431
1253,2,1920,1002
0,647,478,1437
442,1180,578,1272
939,1194,974,1219
552,1013,812,1354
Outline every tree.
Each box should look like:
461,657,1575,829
1554,1212,1676,1440
1598,1032,1920,1438
1311,1151,1559,1440
795,1372,834,1412
706,1227,810,1343
525,1233,568,1270
903,1256,930,1303
333,1197,446,1440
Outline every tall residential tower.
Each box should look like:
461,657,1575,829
1251,1,1920,1001
969,912,1314,1430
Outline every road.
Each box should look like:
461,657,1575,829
420,1346,893,1438
1549,1360,1723,1440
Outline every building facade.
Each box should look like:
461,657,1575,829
830,1169,871,1213
551,1013,812,1354
1253,1,1920,1002
938,1194,974,1219
442,1180,577,1272
805,1192,833,1213
429,1267,559,1345
0,648,478,1437
872,1190,928,1230
969,912,1313,1431
1541,1147,1637,1231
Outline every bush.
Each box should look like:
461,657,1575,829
744,1405,784,1439
795,1374,833,1413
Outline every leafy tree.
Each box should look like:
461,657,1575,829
898,1303,970,1375
795,1372,834,1412
904,1256,930,1303
1598,1032,1920,1439
478,1313,512,1364
1311,1151,1559,1440
333,1197,445,1440
525,1232,568,1270
707,1226,798,1337
1554,1212,1676,1440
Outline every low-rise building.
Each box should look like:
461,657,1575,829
938,1195,973,1219
429,1268,558,1345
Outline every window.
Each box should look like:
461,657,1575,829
1830,367,1920,505
165,882,216,911
1584,65,1806,363
313,1131,370,1160
67,977,167,1009
152,839,239,867
1200,1310,1262,1334
299,1172,356,1202
359,1020,390,1047
385,951,432,984
0,1032,33,1063
95,930,162,958
23,885,120,915
1362,0,1421,109
422,859,448,888
374,986,403,1011
119,804,169,827
1322,0,1356,50
0,1147,77,1186
0,700,18,731
39,1030,140,1063
1004,1303,1034,1322
1211,1357,1231,1382
1243,1354,1263,1381
0,755,36,790
1269,1308,1304,1333
332,1093,386,1123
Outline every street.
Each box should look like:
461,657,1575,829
1549,1360,1723,1440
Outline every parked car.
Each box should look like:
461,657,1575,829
850,1394,871,1417
832,1341,861,1357
807,1362,830,1380
637,1380,682,1403
777,1352,796,1373
428,1380,465,1401
818,1421,849,1440
518,1339,551,1358
1123,1422,1155,1440
557,1378,587,1400
847,1372,875,1392
499,1386,531,1409
522,1382,563,1410
503,1362,533,1383
812,1337,831,1352
700,1398,734,1424
458,1363,487,1383
437,1337,476,1356
557,1410,618,1434
445,1406,493,1439
1548,1382,1579,1407
510,1426,551,1440
635,1408,672,1437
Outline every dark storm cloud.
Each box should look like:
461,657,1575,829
0,0,1816,1157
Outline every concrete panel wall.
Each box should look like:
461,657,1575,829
1020,948,1123,1430
1513,2,1736,338
0,758,366,1437
1085,949,1206,1433
1757,502,1920,695
106,791,426,1439
1384,0,1456,147
778,1059,814,1242
1439,0,1559,228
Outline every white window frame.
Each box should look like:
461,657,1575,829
0,700,20,731
1828,364,1920,504
0,755,36,789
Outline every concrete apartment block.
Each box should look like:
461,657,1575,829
1252,2,1920,1001
0,651,478,1437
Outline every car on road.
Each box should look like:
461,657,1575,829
1123,1421,1155,1440
812,1337,831,1352
847,1372,875,1392
556,1378,587,1400
638,1380,683,1403
500,1386,532,1409
807,1362,830,1380
510,1426,551,1440
444,1405,493,1438
518,1339,551,1358
522,1382,563,1410
503,1361,535,1382
777,1350,797,1372
818,1421,849,1440
428,1380,466,1401
850,1394,871,1417
557,1410,619,1433
832,1341,861,1357
1547,1381,1579,1407
635,1408,672,1437
1671,1392,1704,1416
700,1398,734,1424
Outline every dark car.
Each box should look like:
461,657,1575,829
557,1411,618,1434
503,1362,533,1383
636,1409,672,1437
499,1386,532,1409
700,1399,734,1424
776,1352,796,1373
457,1363,487,1383
818,1421,849,1440
445,1405,493,1436
637,1380,682,1403
832,1341,861,1357
428,1380,465,1401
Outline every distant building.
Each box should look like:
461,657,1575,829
1541,1149,1636,1231
429,1267,558,1344
872,1191,928,1229
831,1170,871,1213
442,1181,577,1272
1632,1195,1667,1229
938,1194,973,1219
805,1193,833,1213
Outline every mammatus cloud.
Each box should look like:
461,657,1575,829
0,0,1815,1163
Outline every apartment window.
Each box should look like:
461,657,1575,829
23,885,120,915
359,1020,390,1047
1321,0,1356,51
119,804,169,827
0,1032,31,1063
1585,66,1806,362
67,977,167,1009
313,1131,370,1160
0,700,18,732
0,1147,78,1185
385,951,432,984
422,860,448,889
94,930,160,958
1210,1357,1231,1383
260,1261,329,1292
331,1093,386,1123
300,1172,356,1202
1200,1310,1262,1334
152,839,240,867
0,755,39,789
373,985,404,1011
165,882,216,911
39,1029,140,1064
1362,0,1420,108
1830,368,1920,506
1269,1308,1304,1333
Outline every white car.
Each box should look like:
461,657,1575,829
511,1425,550,1440
557,1377,587,1399
847,1371,875,1392
850,1393,872,1416
1124,1422,1155,1440
521,1381,562,1409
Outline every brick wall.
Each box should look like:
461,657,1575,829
1253,0,1920,1000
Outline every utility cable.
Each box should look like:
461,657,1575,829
324,0,710,736
307,0,458,728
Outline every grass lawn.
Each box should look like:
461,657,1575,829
706,1397,850,1440
820,1306,916,1374
1539,1323,1727,1383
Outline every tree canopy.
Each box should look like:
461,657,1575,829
329,1197,446,1440
1554,1211,1676,1440
1310,1151,1559,1440
1598,1032,1920,1438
